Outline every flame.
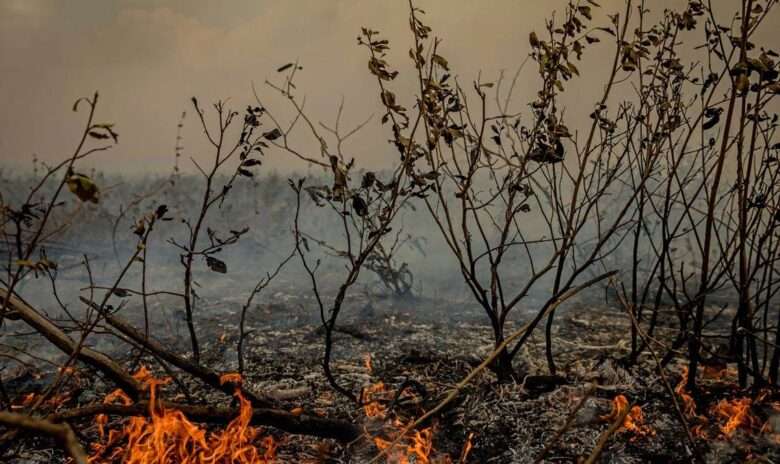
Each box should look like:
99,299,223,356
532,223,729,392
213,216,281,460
363,382,388,419
362,379,466,464
104,389,134,406
11,391,75,411
674,367,698,418
458,432,474,464
690,424,708,440
22,392,37,405
373,426,435,464
364,353,374,373
710,397,760,437
220,372,243,386
17,392,37,409
601,395,654,440
89,368,276,464
46,392,73,409
132,365,155,384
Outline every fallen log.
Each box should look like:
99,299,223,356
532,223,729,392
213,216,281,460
0,411,88,464
50,401,361,442
99,308,274,408
0,289,142,399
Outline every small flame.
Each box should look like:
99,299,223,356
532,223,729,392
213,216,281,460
364,353,374,373
104,389,134,406
710,397,759,437
362,377,468,464
58,366,78,376
458,432,474,464
19,392,37,408
601,395,654,440
675,367,698,418
11,392,38,411
46,392,73,409
89,369,276,463
131,365,155,384
22,392,37,405
220,372,243,386
373,427,435,464
363,382,388,418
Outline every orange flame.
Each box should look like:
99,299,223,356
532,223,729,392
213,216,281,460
89,369,276,464
373,426,434,464
363,382,388,419
363,379,458,463
10,392,38,411
458,432,474,464
601,395,654,440
710,397,760,437
219,372,243,386
131,365,155,384
674,367,698,418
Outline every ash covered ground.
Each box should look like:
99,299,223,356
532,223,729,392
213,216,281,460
1,173,779,463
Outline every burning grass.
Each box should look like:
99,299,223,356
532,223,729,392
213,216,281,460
601,394,655,441
361,354,471,464
673,364,780,448
88,368,276,464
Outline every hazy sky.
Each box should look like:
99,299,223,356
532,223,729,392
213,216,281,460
0,0,776,175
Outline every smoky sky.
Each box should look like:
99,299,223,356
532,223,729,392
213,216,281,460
1,0,777,175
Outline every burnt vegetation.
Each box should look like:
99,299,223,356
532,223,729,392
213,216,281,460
2,1,780,463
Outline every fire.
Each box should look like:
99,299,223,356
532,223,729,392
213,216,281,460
674,366,767,440
220,372,243,386
10,390,73,411
602,395,654,440
364,353,374,372
362,371,452,463
12,392,37,410
363,381,388,418
132,365,155,384
104,389,134,406
458,432,474,464
710,397,760,437
89,368,276,464
373,425,435,464
675,367,698,418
